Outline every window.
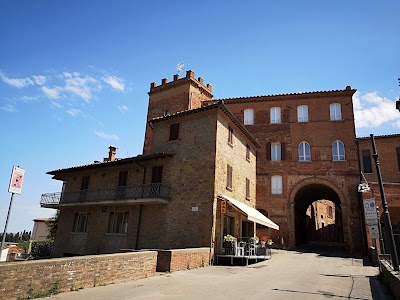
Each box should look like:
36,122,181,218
362,150,373,173
329,103,342,121
228,126,233,145
107,212,129,234
270,107,281,124
151,166,163,183
72,212,88,233
332,140,345,161
163,110,170,116
246,144,250,161
80,176,90,190
328,206,333,218
271,143,281,161
116,171,128,199
397,148,400,171
226,165,233,190
169,123,179,140
271,175,282,194
299,141,311,161
297,105,309,122
244,109,254,125
246,178,250,200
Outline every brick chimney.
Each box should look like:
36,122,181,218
106,146,117,162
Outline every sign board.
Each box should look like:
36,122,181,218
191,206,198,212
8,166,25,194
363,198,378,220
221,200,226,214
369,225,380,239
366,218,378,226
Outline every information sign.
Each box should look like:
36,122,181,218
363,198,377,220
8,166,25,194
221,200,226,214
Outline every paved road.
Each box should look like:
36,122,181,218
46,249,392,300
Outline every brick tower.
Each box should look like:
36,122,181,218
143,70,214,155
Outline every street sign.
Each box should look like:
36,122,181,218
221,200,226,214
8,166,25,194
369,225,380,239
366,218,378,226
363,198,377,220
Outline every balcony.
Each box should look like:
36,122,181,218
40,183,171,208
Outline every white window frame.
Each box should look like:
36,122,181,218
271,143,281,161
270,107,281,124
271,175,283,194
332,140,345,161
297,105,309,122
299,141,311,161
244,109,254,125
329,103,342,121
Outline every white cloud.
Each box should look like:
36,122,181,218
66,108,82,117
32,75,46,85
1,104,17,112
0,72,34,88
42,86,61,99
353,91,400,129
95,131,119,141
103,76,125,92
64,75,98,101
117,104,128,112
51,101,63,108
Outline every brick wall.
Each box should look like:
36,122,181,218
0,251,157,300
156,248,210,272
357,134,400,183
223,89,362,253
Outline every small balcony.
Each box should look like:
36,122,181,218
40,183,171,208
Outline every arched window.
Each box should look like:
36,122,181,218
297,105,309,122
332,140,345,161
244,109,254,125
298,141,311,161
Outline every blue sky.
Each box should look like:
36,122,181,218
1,0,399,233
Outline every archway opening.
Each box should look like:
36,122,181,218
294,184,344,248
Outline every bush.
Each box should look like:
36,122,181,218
30,240,54,259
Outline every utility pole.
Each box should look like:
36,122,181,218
370,134,399,271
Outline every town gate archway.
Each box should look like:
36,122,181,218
290,178,345,249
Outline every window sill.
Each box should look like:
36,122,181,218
105,233,127,236
226,186,233,192
332,159,346,162
298,160,312,162
270,122,282,125
330,119,344,122
228,142,233,147
71,232,87,235
246,158,250,162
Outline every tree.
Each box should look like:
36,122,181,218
46,210,60,240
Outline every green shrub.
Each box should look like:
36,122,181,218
30,240,54,259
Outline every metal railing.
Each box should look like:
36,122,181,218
40,183,171,206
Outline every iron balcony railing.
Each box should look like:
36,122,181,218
40,183,171,207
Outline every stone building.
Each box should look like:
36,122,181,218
143,70,363,254
42,101,278,258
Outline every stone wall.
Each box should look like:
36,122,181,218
0,251,157,300
156,248,210,272
380,260,400,300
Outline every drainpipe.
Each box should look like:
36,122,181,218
135,160,146,250
356,139,368,256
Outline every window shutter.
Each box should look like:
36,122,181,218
169,123,180,140
266,142,271,161
281,142,286,160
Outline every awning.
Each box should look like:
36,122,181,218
218,193,279,230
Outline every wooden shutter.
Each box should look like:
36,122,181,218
169,123,180,141
281,142,286,160
266,142,271,161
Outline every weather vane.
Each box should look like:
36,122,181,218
177,62,185,75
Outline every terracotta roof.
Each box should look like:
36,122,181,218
356,133,400,140
47,152,174,176
201,87,356,104
150,102,261,148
